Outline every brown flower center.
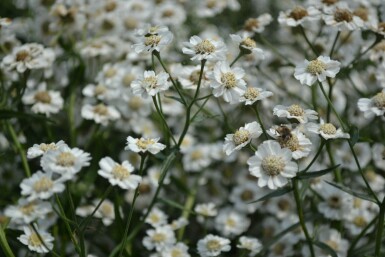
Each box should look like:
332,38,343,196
289,6,308,20
244,18,259,31
195,39,215,54
334,9,353,23
373,91,385,108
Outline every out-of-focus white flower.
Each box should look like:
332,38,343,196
358,89,385,118
20,171,65,201
4,199,52,225
81,103,121,126
307,119,350,140
241,14,273,35
223,121,262,155
294,56,341,86
197,234,231,257
131,70,171,98
237,236,262,256
27,140,66,159
230,34,264,56
239,86,273,105
278,6,321,27
18,226,54,253
273,104,318,123
323,5,364,31
133,25,173,53
161,242,190,257
195,203,218,223
214,209,250,237
145,207,168,228
143,225,176,251
125,136,166,154
182,36,227,62
152,3,186,26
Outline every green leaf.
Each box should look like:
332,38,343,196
314,240,338,257
159,198,197,215
0,226,15,257
350,125,360,146
249,186,292,203
0,109,55,123
297,164,340,180
325,181,376,203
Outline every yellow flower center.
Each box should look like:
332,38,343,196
334,8,353,22
112,164,130,180
225,218,236,227
241,38,257,49
261,156,285,176
353,216,367,227
93,104,109,116
171,249,182,257
287,104,305,116
136,138,155,149
39,143,57,152
124,17,138,30
206,239,221,251
94,85,107,95
243,87,260,100
194,39,215,54
138,183,152,194
221,72,237,89
104,68,117,78
34,91,52,104
190,150,203,160
145,35,161,47
100,202,113,216
33,177,54,193
378,22,385,32
20,202,36,215
29,233,43,247
289,6,309,20
279,134,301,152
322,0,339,5
152,233,166,243
373,91,385,108
56,152,76,167
189,70,203,84
325,240,338,251
233,130,250,145
143,76,158,89
104,1,117,12
373,41,385,52
162,9,174,18
306,59,326,75
320,123,337,135
278,199,291,211
128,96,143,110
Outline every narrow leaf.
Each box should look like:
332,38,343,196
0,226,15,257
297,164,340,180
249,186,292,203
314,241,338,257
350,125,360,146
164,95,185,105
159,198,197,215
0,110,55,123
325,181,376,203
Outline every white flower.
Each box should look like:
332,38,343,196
182,144,211,172
197,234,231,257
94,199,116,226
41,145,91,180
1,43,55,73
152,3,186,26
143,225,176,251
161,242,190,257
27,140,66,159
273,104,318,123
208,61,247,104
358,89,385,118
230,34,264,56
4,199,52,225
82,83,119,101
307,119,350,140
237,236,262,256
98,157,141,190
345,208,374,235
22,84,64,117
215,209,250,237
182,36,227,62
20,171,65,201
131,70,171,98
242,14,273,35
0,17,11,28
278,6,321,27
145,207,168,228
229,182,262,213
294,56,341,86
18,226,54,253
195,203,218,223
372,143,385,172
223,121,262,155
133,25,173,53
247,140,298,189
323,5,364,31
125,136,166,154
239,86,273,105
81,103,121,126
317,226,349,257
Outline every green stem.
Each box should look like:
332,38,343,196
0,226,15,257
118,154,147,257
152,96,177,145
326,142,342,183
375,197,385,257
6,122,31,177
329,31,340,58
300,26,318,57
318,82,346,130
252,105,268,140
292,179,315,257
344,35,382,69
258,35,294,66
230,52,244,67
68,87,77,146
301,140,325,173
31,223,61,257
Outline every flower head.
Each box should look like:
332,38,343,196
358,89,385,118
125,136,166,154
223,121,262,155
131,70,171,98
18,226,54,253
197,234,231,257
182,36,227,62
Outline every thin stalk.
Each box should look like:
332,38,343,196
118,154,147,257
152,96,177,145
230,52,244,67
326,142,342,183
293,179,315,257
344,35,382,69
190,95,212,122
68,86,77,146
252,105,268,140
301,140,325,173
348,215,378,253
6,122,31,177
0,225,15,257
375,197,385,257
258,35,295,66
318,82,346,129
300,26,318,57
329,31,340,58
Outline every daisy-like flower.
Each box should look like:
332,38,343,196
125,136,166,154
41,144,91,180
1,43,55,73
197,234,231,257
142,225,176,251
278,6,321,27
242,14,273,35
4,199,52,225
27,140,66,159
195,203,218,223
294,56,341,86
323,5,364,31
307,119,350,140
223,121,262,155
268,126,312,160
273,104,318,123
239,86,273,105
20,171,65,201
161,242,190,257
237,236,262,256
215,209,250,237
131,70,171,98
317,226,349,257
230,34,264,56
133,25,173,53
345,208,374,235
76,199,116,226
247,140,298,190
81,103,121,126
145,207,168,228
98,157,141,190
0,17,11,29
182,36,227,62
22,84,64,117
18,226,54,253
207,61,247,104
357,89,385,118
